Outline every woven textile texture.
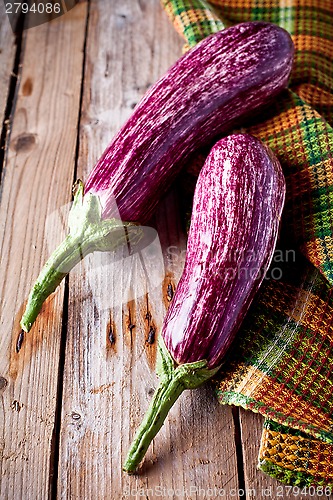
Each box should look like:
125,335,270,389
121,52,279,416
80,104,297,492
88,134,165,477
260,420,333,489
161,0,333,489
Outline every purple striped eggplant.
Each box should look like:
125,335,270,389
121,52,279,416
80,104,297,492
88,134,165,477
20,21,294,334
123,133,286,473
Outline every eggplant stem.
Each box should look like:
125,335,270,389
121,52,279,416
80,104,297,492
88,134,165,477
20,181,141,333
123,338,219,473
21,233,89,332
123,368,185,473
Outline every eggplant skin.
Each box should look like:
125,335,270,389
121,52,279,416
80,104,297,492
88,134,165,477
162,134,286,369
84,22,294,223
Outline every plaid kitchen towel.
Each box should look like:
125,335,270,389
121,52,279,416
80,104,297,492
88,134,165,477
161,0,333,489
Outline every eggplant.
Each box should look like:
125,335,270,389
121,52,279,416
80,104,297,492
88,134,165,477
123,133,286,472
20,21,294,333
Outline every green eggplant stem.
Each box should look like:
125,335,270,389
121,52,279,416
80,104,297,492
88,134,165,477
123,338,220,473
123,367,186,473
20,181,142,333
21,233,83,332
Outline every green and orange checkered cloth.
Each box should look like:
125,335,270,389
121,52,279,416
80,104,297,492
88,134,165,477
161,0,333,489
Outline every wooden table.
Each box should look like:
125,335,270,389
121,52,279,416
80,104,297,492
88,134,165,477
0,1,330,499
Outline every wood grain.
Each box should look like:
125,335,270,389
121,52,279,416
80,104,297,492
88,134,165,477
57,1,240,498
0,5,87,498
0,3,17,162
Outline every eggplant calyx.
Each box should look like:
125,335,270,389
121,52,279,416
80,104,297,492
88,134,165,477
20,180,141,333
123,338,220,474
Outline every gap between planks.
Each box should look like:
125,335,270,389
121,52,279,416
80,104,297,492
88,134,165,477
0,9,24,189
49,1,92,496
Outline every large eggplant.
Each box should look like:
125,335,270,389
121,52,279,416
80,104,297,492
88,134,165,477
123,133,286,472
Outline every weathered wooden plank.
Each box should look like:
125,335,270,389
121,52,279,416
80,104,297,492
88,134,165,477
240,409,333,499
0,5,87,498
0,4,17,157
57,0,240,498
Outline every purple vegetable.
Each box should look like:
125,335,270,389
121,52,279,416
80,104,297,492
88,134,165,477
85,21,292,222
123,133,286,473
20,21,293,334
